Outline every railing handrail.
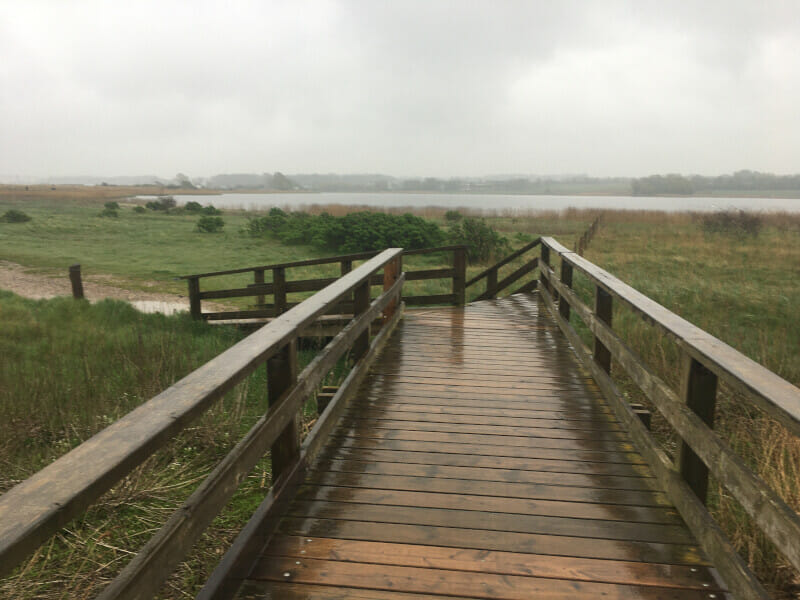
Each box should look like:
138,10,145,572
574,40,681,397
540,236,800,435
465,237,541,288
0,248,404,579
179,245,467,280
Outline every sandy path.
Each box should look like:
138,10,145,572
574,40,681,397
0,261,199,313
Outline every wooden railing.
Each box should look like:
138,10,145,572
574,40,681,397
464,238,540,301
0,249,405,599
538,237,800,600
182,245,466,321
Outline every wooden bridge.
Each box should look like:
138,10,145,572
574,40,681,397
1,238,799,599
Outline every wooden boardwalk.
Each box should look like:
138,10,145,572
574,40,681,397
237,295,730,599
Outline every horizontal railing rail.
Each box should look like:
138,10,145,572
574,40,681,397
183,245,466,321
0,248,405,599
465,237,540,301
538,236,800,600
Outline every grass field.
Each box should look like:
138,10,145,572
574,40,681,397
2,192,799,596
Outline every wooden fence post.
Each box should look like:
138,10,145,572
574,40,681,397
383,255,401,320
267,339,299,482
594,286,612,374
69,264,84,300
677,355,718,504
188,277,201,320
352,279,371,359
486,267,498,300
559,260,573,321
273,267,287,316
453,247,466,305
539,245,550,296
254,269,265,308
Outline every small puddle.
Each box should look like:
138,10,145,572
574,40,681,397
130,300,188,315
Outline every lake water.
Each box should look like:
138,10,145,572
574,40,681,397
160,192,800,214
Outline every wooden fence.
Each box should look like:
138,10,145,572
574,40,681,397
181,245,466,321
0,249,405,599
538,236,800,599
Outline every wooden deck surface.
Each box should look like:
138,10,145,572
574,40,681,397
237,295,730,599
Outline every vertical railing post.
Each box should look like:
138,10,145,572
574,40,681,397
352,277,371,360
453,246,466,305
273,267,287,316
594,286,612,374
559,259,573,321
339,259,353,314
254,268,265,308
539,245,550,295
486,267,498,300
69,264,84,300
677,355,718,504
188,277,201,320
340,259,352,276
383,255,402,320
267,339,299,483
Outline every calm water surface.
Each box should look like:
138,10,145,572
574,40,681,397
163,192,800,213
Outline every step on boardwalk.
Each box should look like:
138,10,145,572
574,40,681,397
238,295,730,599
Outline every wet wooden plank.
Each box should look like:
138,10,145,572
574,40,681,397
293,486,679,524
264,535,722,590
275,518,707,565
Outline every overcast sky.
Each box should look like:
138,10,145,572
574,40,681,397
1,1,798,179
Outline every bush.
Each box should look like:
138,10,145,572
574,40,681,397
133,206,146,214
196,216,224,233
0,209,32,223
444,210,463,222
447,217,511,263
184,201,203,213
98,207,118,218
701,210,762,236
145,196,176,212
245,210,445,253
201,205,222,215
103,201,120,211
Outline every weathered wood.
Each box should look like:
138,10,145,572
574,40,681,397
486,266,498,299
188,276,201,319
267,340,299,482
272,266,287,315
595,286,613,374
69,263,84,299
253,268,265,307
382,255,401,320
465,238,541,287
199,283,275,300
538,284,767,599
539,243,550,296
558,259,572,321
542,243,800,578
198,301,404,600
678,356,718,504
352,279,370,360
0,248,402,578
542,237,800,439
453,246,466,305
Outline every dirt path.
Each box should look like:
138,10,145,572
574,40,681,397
0,261,195,314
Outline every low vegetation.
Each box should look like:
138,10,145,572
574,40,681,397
1,208,31,222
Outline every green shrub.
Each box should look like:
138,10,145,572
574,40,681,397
196,215,224,233
701,210,762,236
98,207,118,218
184,200,203,213
245,210,444,253
133,205,146,214
145,196,176,212
0,209,32,223
444,210,463,222
201,205,222,215
448,217,511,263
103,201,120,211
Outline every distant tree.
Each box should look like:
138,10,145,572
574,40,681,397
184,201,203,213
272,172,295,191
447,218,511,264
